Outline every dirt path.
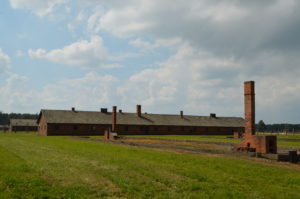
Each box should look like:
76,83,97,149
72,136,300,170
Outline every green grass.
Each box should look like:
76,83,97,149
128,135,300,148
0,133,300,198
257,132,300,139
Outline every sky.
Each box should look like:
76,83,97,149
0,0,300,124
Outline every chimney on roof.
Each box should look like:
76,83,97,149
244,81,255,137
112,106,117,131
210,113,216,118
71,107,75,111
180,111,184,119
136,105,141,117
119,109,122,113
101,108,108,113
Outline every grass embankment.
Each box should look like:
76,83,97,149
129,135,300,148
0,133,300,198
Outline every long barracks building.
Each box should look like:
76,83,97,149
9,119,38,132
37,105,244,136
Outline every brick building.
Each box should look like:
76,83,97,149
9,119,38,132
37,106,244,136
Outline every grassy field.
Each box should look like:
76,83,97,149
257,133,300,138
0,133,300,198
128,135,300,148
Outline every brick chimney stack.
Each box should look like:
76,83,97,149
180,111,183,119
112,106,117,131
244,81,255,137
136,105,141,117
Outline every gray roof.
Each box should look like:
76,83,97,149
39,109,244,128
10,119,38,127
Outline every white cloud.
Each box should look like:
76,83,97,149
85,0,300,56
129,37,182,53
0,49,10,74
39,72,119,110
0,72,119,113
10,0,68,17
118,43,244,115
0,73,35,112
118,43,300,123
2,43,300,123
28,36,119,69
7,0,300,123
68,11,86,35
186,1,248,22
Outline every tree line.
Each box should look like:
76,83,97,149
0,112,39,125
256,120,300,133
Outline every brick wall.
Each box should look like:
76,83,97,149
11,126,38,132
38,120,243,136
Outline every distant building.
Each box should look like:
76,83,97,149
37,106,244,136
9,119,38,132
0,125,9,132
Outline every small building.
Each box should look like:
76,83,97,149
0,125,9,132
9,119,38,132
37,106,244,136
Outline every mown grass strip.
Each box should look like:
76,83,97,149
128,134,300,148
0,133,300,198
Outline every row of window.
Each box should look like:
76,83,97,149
40,124,239,133
53,125,102,131
123,126,237,133
53,125,98,131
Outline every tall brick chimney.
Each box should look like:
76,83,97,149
112,106,117,131
180,111,183,119
136,105,141,117
236,81,277,154
244,81,255,137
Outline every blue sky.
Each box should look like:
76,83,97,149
0,0,300,124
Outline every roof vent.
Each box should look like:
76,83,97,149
210,113,216,118
119,109,122,113
101,108,108,113
180,111,183,119
71,107,75,111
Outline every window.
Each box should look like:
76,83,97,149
91,126,96,131
124,126,129,131
168,127,171,132
54,125,59,130
73,125,78,130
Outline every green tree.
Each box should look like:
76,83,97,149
257,120,266,132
